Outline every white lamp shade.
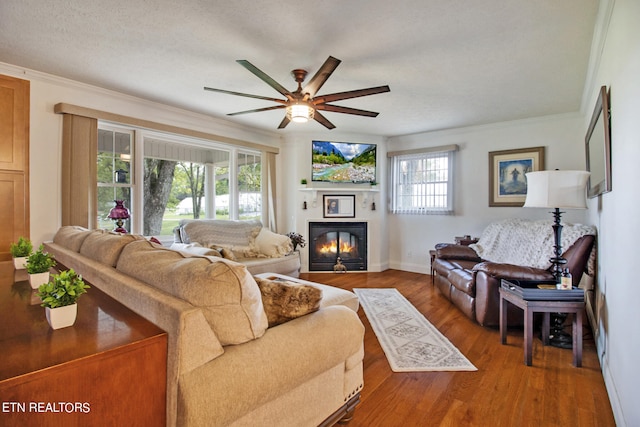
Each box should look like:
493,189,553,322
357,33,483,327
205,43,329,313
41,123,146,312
523,170,590,209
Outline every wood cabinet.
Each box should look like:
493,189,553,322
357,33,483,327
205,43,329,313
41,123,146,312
0,263,168,426
0,74,29,261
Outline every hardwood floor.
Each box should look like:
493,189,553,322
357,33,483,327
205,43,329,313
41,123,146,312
300,270,615,427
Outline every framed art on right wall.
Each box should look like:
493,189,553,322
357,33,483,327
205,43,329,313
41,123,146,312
585,85,612,198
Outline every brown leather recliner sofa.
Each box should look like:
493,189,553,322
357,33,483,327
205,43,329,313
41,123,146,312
432,219,596,327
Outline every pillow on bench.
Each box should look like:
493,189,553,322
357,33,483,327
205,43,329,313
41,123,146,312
255,277,322,327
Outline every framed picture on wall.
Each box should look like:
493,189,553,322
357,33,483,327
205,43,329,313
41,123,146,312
323,195,356,218
488,146,545,207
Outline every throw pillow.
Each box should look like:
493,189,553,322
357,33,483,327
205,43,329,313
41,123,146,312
255,228,294,257
255,277,323,327
216,247,237,261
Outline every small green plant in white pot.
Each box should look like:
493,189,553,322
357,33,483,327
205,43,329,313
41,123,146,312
38,269,89,329
26,245,56,290
10,236,33,270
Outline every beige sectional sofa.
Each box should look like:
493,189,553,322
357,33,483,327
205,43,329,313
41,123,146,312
44,226,364,427
172,219,301,277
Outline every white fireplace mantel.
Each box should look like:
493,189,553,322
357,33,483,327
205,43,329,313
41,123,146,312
299,186,379,205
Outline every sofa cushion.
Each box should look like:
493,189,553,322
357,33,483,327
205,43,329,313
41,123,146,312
240,253,301,278
447,268,475,296
254,228,293,257
79,230,144,267
435,243,482,261
179,219,262,257
255,277,322,327
116,240,268,346
52,225,93,252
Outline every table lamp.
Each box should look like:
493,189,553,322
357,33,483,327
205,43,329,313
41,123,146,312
523,169,590,348
107,200,130,233
523,170,590,281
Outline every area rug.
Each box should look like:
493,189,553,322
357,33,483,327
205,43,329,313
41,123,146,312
353,288,477,372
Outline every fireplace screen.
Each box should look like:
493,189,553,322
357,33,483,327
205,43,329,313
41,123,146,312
309,222,367,271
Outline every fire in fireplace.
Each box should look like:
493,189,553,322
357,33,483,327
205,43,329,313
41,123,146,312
309,222,367,271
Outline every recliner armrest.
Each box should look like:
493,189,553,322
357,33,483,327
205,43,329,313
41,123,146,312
473,261,555,282
435,243,482,261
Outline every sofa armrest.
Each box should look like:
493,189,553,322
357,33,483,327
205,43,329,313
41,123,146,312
473,261,555,282
435,243,482,261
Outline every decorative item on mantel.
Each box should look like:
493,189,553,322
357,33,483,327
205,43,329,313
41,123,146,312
38,269,89,329
286,232,306,252
108,200,130,233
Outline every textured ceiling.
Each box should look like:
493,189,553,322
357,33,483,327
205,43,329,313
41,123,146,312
0,0,599,136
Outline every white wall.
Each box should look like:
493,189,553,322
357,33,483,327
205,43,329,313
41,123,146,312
0,63,281,248
387,113,589,273
582,0,640,425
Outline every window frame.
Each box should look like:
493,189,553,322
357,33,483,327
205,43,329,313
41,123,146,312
98,124,264,235
388,145,458,215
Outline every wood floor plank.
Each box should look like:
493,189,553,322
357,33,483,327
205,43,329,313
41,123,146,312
300,270,615,427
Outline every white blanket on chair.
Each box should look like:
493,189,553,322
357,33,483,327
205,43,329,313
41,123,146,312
469,218,596,270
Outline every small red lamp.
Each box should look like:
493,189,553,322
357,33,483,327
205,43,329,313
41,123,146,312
107,200,130,233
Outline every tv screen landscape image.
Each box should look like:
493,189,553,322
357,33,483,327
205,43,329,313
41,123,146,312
312,141,377,183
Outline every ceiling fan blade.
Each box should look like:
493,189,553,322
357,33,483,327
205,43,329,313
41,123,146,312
204,87,286,104
316,104,379,117
314,85,390,104
277,116,291,129
302,56,341,98
313,111,336,130
227,105,286,116
237,60,293,99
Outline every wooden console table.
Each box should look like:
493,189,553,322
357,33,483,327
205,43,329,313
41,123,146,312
0,262,168,426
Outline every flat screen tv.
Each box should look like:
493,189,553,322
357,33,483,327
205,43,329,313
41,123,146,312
312,140,377,183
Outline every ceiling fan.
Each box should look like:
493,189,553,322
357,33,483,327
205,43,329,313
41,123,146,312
204,56,390,130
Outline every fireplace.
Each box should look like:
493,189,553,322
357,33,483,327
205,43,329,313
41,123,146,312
309,222,367,271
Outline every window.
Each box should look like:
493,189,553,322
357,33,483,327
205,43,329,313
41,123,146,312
237,152,261,220
97,127,133,230
389,145,457,214
59,105,278,234
96,124,265,237
141,135,233,236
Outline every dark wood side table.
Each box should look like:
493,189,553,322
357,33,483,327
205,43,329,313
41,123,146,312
429,250,437,284
0,262,168,426
499,280,585,367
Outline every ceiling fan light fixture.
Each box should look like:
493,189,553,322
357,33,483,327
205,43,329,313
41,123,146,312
287,102,315,123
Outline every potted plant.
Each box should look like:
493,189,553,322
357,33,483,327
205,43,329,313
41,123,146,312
286,232,306,252
300,178,308,187
38,269,89,329
26,245,56,289
10,236,32,270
